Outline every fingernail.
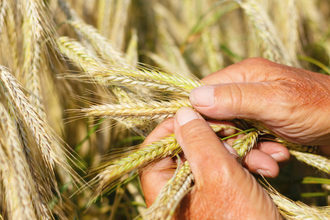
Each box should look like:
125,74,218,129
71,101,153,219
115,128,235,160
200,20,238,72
270,152,286,161
257,169,271,176
190,86,214,107
223,142,238,157
176,107,200,126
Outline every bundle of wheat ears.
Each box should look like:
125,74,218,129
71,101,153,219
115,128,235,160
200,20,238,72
0,0,329,219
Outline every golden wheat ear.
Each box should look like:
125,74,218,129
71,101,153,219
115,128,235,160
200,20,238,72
0,103,52,219
0,67,80,181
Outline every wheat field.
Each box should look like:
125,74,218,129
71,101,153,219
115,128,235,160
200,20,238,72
0,0,329,219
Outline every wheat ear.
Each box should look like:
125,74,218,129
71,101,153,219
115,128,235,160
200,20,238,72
237,0,297,66
93,135,180,194
144,161,193,220
93,123,234,195
80,99,191,120
265,184,330,220
0,0,8,35
289,150,330,174
0,66,71,174
57,36,191,95
0,104,39,220
274,137,319,153
232,131,259,157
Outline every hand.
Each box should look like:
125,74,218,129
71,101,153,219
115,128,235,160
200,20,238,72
191,58,330,146
141,108,281,220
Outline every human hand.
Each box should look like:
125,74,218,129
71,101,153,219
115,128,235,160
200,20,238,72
141,108,282,219
191,58,330,146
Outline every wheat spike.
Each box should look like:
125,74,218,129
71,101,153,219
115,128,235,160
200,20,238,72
94,135,180,194
266,184,330,220
0,0,8,35
237,0,297,66
274,137,319,153
58,0,129,66
80,99,191,120
144,161,193,220
0,66,71,175
57,36,194,96
68,20,129,67
0,103,42,220
5,5,18,73
289,150,330,174
232,131,259,157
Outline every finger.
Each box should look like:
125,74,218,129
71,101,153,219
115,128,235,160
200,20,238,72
143,118,174,145
257,142,290,162
243,149,280,177
174,107,240,186
202,58,279,85
320,145,330,156
190,82,279,121
207,120,237,136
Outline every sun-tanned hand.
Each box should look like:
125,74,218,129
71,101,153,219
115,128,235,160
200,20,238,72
141,109,281,220
140,58,330,219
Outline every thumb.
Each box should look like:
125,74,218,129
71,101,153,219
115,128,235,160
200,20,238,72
189,83,277,121
174,107,240,186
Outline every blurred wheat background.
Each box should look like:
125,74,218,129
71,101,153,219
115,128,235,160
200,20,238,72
0,0,329,219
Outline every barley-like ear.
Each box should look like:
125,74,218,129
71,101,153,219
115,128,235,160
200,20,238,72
232,131,258,157
237,0,297,66
68,20,129,67
265,183,330,220
0,66,73,175
92,135,180,196
0,103,51,219
58,0,131,67
57,36,192,96
0,0,8,35
289,150,330,174
274,137,319,153
144,161,193,220
80,99,191,120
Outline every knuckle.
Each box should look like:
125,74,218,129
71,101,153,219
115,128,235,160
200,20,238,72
225,84,244,116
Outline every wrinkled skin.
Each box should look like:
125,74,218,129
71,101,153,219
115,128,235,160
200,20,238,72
140,58,330,219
